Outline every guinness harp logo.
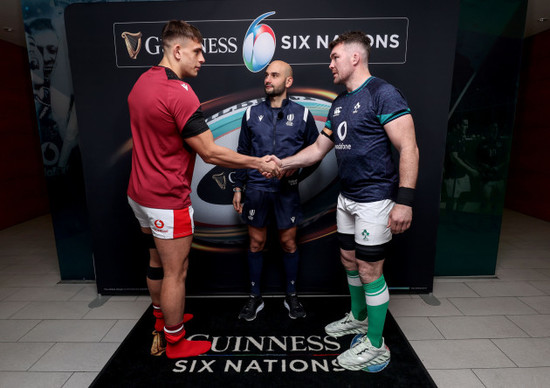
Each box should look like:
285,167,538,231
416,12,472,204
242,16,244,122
121,31,142,59
212,172,227,190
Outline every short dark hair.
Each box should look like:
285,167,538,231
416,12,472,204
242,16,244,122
329,31,371,59
28,18,56,34
161,20,203,48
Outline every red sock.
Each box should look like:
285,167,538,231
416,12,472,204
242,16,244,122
164,323,211,359
153,305,193,332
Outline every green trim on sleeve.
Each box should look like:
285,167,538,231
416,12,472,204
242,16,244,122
377,108,411,125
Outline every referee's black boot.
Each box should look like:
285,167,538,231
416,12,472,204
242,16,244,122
284,294,306,319
238,294,265,321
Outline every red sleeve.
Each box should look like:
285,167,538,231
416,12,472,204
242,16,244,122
167,81,202,134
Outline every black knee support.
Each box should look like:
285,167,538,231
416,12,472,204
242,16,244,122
355,242,390,262
147,266,164,280
337,233,355,251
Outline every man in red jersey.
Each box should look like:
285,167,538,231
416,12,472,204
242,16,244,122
127,20,278,359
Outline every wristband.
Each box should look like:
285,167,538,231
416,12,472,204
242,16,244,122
233,187,242,192
396,187,414,207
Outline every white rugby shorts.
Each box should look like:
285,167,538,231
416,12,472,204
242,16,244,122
128,197,194,239
336,194,394,246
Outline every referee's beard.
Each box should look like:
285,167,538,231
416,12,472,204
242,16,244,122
265,84,285,98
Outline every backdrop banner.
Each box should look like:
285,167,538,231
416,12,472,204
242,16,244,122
65,0,459,295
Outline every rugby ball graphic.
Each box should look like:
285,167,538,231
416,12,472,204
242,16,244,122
190,95,336,226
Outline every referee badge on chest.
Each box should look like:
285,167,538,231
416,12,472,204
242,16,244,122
286,114,294,126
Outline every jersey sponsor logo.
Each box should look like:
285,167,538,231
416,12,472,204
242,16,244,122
154,219,165,229
334,144,352,150
243,12,276,73
334,121,352,150
353,102,360,114
333,107,342,117
337,121,347,141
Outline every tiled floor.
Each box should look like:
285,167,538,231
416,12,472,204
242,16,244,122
0,209,549,387
397,210,550,387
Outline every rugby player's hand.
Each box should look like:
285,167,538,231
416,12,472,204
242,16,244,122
259,156,281,178
283,168,298,177
232,191,243,214
261,155,282,179
388,204,412,234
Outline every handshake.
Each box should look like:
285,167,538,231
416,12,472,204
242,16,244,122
258,155,287,179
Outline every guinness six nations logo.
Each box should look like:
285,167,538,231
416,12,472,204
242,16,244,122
114,12,408,69
242,11,276,73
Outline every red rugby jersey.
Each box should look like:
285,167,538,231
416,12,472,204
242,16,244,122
127,66,206,209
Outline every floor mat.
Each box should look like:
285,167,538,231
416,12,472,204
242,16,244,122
92,296,435,387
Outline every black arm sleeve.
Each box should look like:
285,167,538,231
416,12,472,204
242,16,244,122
181,108,210,139
180,108,210,153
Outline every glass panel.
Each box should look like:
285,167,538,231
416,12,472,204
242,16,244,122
435,0,527,275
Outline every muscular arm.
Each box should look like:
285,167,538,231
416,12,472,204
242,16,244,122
185,130,276,173
279,131,334,171
385,114,419,189
384,114,419,234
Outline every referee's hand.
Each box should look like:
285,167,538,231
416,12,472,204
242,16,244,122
232,192,243,214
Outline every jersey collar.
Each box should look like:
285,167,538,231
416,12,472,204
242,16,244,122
263,97,290,109
155,65,182,81
347,76,375,95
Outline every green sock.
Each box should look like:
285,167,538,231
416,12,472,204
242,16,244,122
364,275,389,348
346,270,367,321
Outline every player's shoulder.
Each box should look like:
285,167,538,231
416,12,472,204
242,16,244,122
166,80,199,106
154,66,196,94
171,79,195,95
367,76,405,101
366,76,395,92
332,90,348,104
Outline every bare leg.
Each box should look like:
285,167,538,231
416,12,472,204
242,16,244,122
278,226,297,254
153,235,192,326
248,225,267,253
147,246,162,306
